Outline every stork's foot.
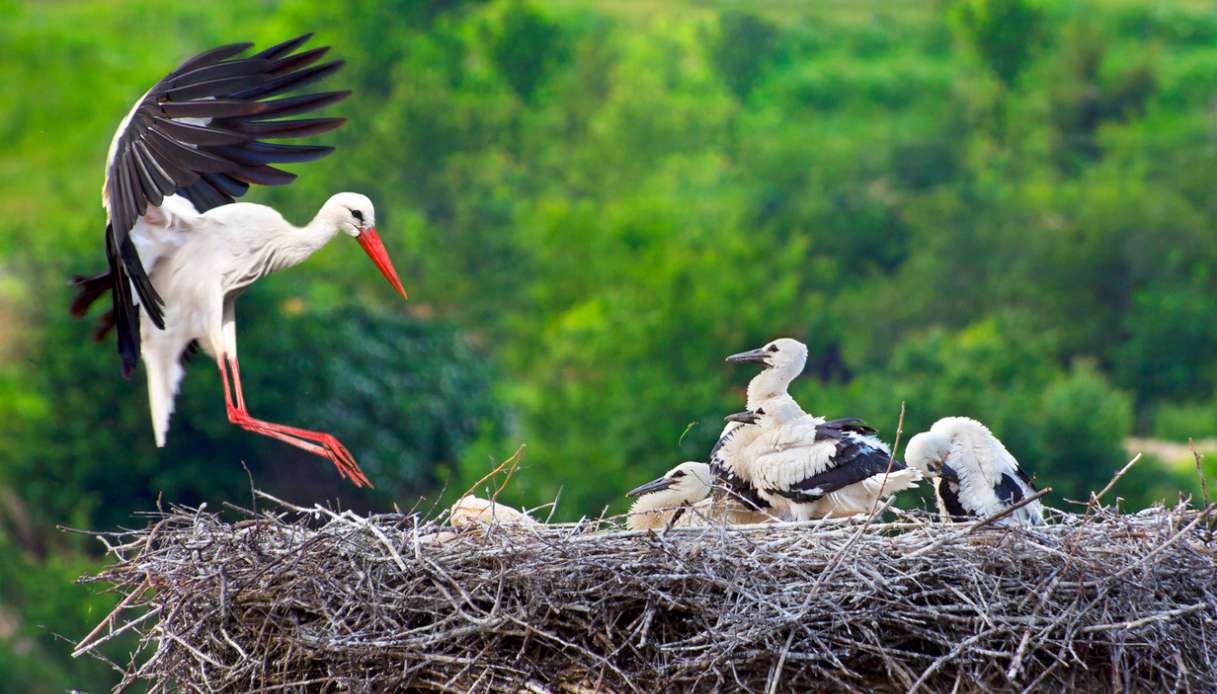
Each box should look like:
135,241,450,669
228,410,373,488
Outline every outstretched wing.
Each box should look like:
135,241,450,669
87,34,350,375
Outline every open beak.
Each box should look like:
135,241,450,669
726,347,769,365
939,464,961,483
725,411,759,424
356,227,407,300
626,476,673,498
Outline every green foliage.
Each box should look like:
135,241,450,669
955,0,1046,89
0,537,130,694
709,10,781,100
488,0,567,101
1038,360,1134,502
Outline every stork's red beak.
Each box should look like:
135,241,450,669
356,227,407,300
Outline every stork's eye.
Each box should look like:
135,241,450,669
767,344,779,352
352,209,364,222
671,471,686,478
755,408,765,415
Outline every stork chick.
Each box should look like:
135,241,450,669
905,417,1044,525
725,401,921,521
625,462,776,530
711,338,809,512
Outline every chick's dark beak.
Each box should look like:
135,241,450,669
726,347,769,365
725,411,759,424
939,463,961,483
626,476,674,498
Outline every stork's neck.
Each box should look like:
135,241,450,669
745,367,798,409
260,210,343,277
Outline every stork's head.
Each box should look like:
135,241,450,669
324,192,407,300
727,338,809,405
905,430,959,483
626,461,713,504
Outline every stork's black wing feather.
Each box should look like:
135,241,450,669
993,473,1026,506
79,34,351,375
769,429,903,503
1015,465,1038,492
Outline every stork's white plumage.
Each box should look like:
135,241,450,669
905,417,1044,525
709,338,809,512
624,462,777,530
721,399,921,521
70,35,407,486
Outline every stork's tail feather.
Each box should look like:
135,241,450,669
145,352,186,448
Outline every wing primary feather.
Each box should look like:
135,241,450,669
226,117,346,139
172,42,254,75
248,90,351,120
251,33,314,61
151,117,249,146
206,142,334,166
164,74,272,102
159,99,267,120
145,130,238,173
266,46,331,75
229,61,345,101
168,58,271,89
229,164,296,186
198,172,249,198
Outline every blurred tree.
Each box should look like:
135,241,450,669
954,0,1045,90
488,0,567,101
1037,359,1134,503
1048,21,1157,172
709,10,781,100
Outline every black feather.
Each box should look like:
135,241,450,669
168,58,271,90
151,117,248,146
249,90,351,120
159,99,267,120
172,42,254,75
266,46,331,76
206,141,334,166
145,129,238,173
225,117,346,139
164,74,272,102
229,60,344,101
251,33,313,61
937,479,971,521
993,473,1026,506
229,164,296,186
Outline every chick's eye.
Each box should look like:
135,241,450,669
671,471,686,478
755,408,765,415
767,344,779,352
352,210,364,222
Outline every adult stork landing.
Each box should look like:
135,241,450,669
70,35,407,487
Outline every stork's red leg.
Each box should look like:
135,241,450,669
219,357,372,487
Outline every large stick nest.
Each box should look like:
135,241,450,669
76,492,1217,694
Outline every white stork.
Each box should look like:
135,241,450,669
625,462,777,530
709,338,809,514
719,399,921,521
69,35,406,487
905,417,1044,525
